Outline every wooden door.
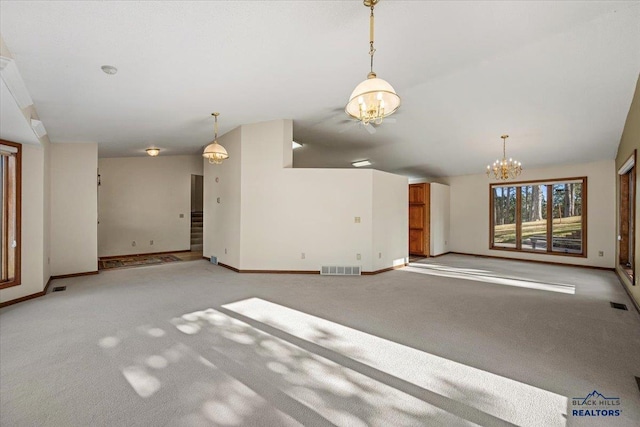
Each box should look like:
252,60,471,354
409,183,430,256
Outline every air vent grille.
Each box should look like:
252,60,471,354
610,302,628,311
320,266,361,276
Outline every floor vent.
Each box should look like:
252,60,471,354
610,302,628,310
320,266,361,276
52,286,66,292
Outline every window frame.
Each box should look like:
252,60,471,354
618,151,636,283
489,176,587,258
0,140,22,289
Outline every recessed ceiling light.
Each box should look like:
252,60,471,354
292,141,303,149
352,160,372,168
101,65,118,75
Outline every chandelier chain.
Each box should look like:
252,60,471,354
213,113,219,141
369,5,376,74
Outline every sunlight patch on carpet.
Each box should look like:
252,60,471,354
402,264,576,294
221,298,568,427
172,307,478,426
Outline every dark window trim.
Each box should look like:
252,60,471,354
489,176,587,258
0,139,22,290
618,150,636,284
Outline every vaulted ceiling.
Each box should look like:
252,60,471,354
1,1,639,177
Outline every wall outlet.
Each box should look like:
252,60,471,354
132,241,136,247
378,252,382,259
301,252,306,259
179,213,184,218
356,253,361,260
150,240,154,246
225,248,227,254
354,217,361,223
598,251,603,257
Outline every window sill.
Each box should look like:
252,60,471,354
0,280,21,290
490,246,587,258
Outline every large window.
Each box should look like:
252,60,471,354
0,141,21,289
490,177,586,256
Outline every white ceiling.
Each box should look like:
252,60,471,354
1,1,639,177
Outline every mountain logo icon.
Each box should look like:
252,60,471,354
573,390,620,405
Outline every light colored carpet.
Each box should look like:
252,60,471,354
1,254,639,426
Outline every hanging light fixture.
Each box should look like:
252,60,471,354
203,112,229,165
486,135,522,180
345,0,400,126
145,147,160,157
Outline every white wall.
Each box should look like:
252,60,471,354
0,143,47,303
98,155,203,257
240,120,377,270
50,143,98,275
373,170,409,270
441,159,615,268
203,127,242,268
42,138,51,286
203,119,408,272
430,183,450,256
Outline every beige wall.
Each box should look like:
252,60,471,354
98,155,203,257
42,138,50,286
0,143,48,303
441,159,616,268
430,183,451,256
615,74,640,305
372,170,409,270
203,127,242,268
50,143,98,275
203,119,408,272
241,120,374,271
0,40,51,303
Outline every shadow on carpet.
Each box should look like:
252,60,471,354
99,254,182,270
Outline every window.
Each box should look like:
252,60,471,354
490,177,586,256
0,141,21,289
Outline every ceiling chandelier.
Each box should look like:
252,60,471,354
345,0,400,126
486,135,522,180
145,148,160,157
202,112,229,165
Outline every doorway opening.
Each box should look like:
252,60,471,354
191,175,204,253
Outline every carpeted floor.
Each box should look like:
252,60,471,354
1,254,639,426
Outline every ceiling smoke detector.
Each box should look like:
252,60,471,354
101,65,118,75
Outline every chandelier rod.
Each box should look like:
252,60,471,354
502,134,508,160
